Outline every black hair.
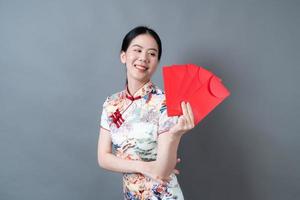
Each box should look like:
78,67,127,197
121,26,162,60
121,26,162,85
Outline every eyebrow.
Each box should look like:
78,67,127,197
131,44,158,52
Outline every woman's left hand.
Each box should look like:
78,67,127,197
169,101,195,137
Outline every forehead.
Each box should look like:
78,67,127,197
129,34,158,50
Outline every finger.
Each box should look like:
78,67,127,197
177,158,181,163
186,102,195,127
155,176,166,184
181,102,189,123
156,177,170,186
185,102,194,126
181,102,192,125
173,169,180,175
163,177,172,184
181,101,187,117
155,175,171,182
178,115,186,127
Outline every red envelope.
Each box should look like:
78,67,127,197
162,64,230,125
176,64,202,100
162,64,188,115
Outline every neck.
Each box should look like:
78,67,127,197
127,78,150,96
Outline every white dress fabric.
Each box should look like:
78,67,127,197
100,81,184,200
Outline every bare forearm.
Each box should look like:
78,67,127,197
153,132,182,178
98,153,143,174
152,101,195,179
98,131,182,180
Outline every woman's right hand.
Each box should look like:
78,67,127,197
169,101,195,137
139,158,181,184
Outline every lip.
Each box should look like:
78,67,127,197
134,64,148,70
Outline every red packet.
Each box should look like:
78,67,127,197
162,64,187,115
162,64,230,125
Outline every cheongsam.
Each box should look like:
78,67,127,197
100,81,184,200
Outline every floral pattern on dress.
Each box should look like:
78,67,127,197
100,81,183,200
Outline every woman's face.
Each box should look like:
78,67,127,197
120,34,159,84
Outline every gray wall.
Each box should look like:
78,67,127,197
0,0,299,199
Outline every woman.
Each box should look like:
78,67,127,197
98,26,195,200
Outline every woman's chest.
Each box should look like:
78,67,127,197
109,101,160,157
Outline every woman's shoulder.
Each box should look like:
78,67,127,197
102,89,126,109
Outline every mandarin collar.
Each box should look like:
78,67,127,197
125,81,155,101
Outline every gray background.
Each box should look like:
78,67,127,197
0,0,299,199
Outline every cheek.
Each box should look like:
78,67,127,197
150,57,159,65
127,53,138,61
149,64,158,73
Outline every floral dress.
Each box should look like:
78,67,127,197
100,81,184,200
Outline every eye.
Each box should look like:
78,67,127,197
149,52,157,57
133,49,142,53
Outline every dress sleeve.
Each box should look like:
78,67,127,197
157,99,178,135
100,98,110,131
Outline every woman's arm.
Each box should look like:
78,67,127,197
98,102,193,181
154,131,182,178
97,127,144,173
142,102,195,180
97,127,180,181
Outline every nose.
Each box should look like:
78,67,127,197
138,52,148,62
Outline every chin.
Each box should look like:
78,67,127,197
131,76,149,83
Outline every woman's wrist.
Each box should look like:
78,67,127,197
134,160,145,174
168,129,184,141
136,160,157,178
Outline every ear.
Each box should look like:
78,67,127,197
120,51,126,64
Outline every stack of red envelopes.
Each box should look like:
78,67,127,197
162,64,230,125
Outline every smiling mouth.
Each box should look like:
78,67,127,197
134,64,148,70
